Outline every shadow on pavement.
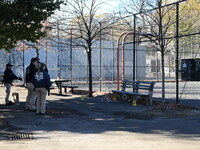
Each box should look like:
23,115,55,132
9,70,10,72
0,95,200,140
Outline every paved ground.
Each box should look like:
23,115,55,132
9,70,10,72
0,86,200,150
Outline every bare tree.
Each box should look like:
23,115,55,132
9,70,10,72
122,0,188,100
52,0,119,97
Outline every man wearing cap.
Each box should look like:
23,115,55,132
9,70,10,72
36,57,48,73
25,57,38,110
3,63,22,105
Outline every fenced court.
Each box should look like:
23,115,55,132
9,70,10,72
1,34,200,108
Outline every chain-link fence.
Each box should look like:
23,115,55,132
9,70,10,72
0,32,200,107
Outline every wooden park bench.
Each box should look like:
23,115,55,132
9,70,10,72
50,79,78,95
112,80,155,105
50,79,71,95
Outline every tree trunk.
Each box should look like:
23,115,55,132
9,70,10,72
87,48,93,97
161,51,165,100
159,1,165,100
36,47,39,58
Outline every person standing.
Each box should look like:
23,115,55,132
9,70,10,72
25,57,38,111
3,63,22,105
33,63,51,115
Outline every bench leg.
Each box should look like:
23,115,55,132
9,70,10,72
143,97,152,106
64,87,67,93
71,88,74,94
149,97,152,105
58,87,62,95
57,83,62,95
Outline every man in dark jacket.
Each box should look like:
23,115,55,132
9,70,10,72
3,63,22,105
25,57,38,110
33,63,51,115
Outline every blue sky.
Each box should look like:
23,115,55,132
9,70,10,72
53,0,122,20
100,0,121,12
86,0,122,13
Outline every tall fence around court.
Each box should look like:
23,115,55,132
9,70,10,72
0,34,200,107
0,39,177,83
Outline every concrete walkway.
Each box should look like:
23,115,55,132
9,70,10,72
0,86,200,150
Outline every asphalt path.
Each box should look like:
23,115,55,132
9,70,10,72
0,86,200,150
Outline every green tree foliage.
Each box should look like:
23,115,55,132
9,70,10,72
175,0,200,34
0,0,62,51
163,0,200,34
164,0,200,53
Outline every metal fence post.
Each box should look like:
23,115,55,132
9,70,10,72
133,14,136,81
176,3,179,104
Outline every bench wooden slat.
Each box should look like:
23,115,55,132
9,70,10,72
123,82,153,85
122,83,153,86
112,90,149,96
122,86,151,90
122,80,154,84
62,85,78,88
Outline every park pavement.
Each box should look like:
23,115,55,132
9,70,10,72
0,85,200,150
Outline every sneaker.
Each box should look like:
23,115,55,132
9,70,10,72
37,112,46,115
31,106,36,110
30,109,36,112
26,106,31,110
25,108,36,111
6,101,14,106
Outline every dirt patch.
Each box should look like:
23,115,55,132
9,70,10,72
151,101,200,118
112,101,200,120
72,90,110,96
149,108,199,118
152,100,198,110
100,93,200,119
113,108,200,120
47,108,87,116
113,111,155,120
72,90,91,95
93,91,110,97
